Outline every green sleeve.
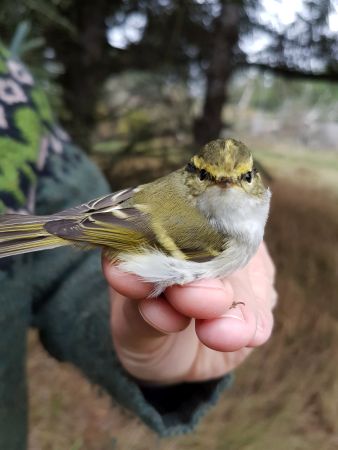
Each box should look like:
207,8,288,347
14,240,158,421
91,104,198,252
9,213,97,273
0,42,35,450
0,260,30,450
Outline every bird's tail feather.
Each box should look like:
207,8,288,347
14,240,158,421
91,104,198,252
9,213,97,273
0,213,70,258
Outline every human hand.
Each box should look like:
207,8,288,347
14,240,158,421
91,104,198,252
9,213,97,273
102,243,277,385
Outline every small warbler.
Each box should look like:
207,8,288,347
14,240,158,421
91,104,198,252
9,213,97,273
0,138,271,294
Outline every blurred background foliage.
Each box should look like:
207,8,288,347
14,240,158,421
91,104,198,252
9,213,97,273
1,0,338,152
1,1,338,449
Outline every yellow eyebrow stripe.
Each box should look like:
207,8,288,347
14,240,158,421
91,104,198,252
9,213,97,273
192,155,253,179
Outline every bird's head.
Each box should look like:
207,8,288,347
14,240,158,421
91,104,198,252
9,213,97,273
186,138,266,198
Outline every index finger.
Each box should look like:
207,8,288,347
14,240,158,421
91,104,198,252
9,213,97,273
165,279,234,319
102,257,154,299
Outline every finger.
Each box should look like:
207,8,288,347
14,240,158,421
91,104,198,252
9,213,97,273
102,257,153,299
248,244,278,310
111,290,194,382
110,288,190,341
194,267,257,351
111,290,163,345
259,242,276,280
195,301,257,352
165,279,234,319
247,308,274,347
139,297,191,334
245,244,276,345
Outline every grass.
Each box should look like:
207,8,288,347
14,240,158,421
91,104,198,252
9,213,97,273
27,145,338,449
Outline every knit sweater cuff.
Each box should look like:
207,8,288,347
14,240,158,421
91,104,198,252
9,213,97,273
124,374,233,436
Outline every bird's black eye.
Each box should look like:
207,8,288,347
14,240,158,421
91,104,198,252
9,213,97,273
199,169,208,180
243,171,253,183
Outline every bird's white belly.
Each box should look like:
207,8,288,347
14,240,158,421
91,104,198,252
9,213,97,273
118,239,254,296
118,187,270,295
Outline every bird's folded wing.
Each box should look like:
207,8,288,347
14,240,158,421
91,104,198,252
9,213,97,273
44,187,152,253
44,187,226,262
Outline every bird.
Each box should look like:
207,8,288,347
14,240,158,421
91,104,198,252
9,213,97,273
0,138,271,295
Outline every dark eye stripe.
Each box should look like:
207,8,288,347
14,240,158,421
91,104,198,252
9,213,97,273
199,169,208,180
185,162,197,173
185,162,214,181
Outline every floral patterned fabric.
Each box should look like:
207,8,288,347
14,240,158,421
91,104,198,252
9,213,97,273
0,44,69,214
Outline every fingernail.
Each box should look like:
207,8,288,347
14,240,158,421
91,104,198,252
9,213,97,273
138,307,172,334
181,279,225,290
180,279,233,296
221,307,245,321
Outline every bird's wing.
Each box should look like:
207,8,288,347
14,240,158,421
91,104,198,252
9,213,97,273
44,186,225,262
50,187,137,217
44,187,153,254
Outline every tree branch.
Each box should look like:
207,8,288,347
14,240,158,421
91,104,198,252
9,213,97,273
238,61,338,83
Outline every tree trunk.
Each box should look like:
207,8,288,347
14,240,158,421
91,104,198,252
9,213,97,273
45,0,117,151
193,1,241,147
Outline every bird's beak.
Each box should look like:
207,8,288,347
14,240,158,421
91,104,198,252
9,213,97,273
216,177,235,188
